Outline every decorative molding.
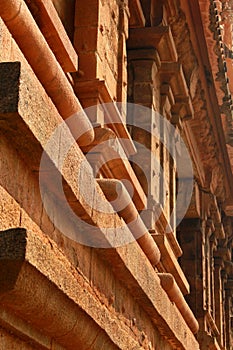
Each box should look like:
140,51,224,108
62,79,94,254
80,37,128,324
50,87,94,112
128,26,178,62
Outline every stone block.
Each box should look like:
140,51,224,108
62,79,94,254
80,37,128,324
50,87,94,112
75,0,99,27
133,83,154,105
131,59,159,82
128,26,178,62
77,52,98,80
74,26,98,52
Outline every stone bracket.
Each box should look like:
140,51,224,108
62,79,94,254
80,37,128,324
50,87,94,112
159,62,194,120
127,26,178,62
82,127,147,211
74,79,136,156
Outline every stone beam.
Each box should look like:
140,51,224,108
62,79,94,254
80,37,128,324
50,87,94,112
24,0,78,72
0,225,200,350
128,0,145,28
0,57,125,248
74,80,137,156
0,228,142,350
152,234,190,295
84,248,200,349
0,175,200,350
82,127,147,211
0,306,64,350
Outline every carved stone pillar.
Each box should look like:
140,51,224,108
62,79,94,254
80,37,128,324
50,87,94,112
178,217,223,349
221,269,228,347
127,48,162,230
74,0,129,120
209,234,217,322
178,219,204,323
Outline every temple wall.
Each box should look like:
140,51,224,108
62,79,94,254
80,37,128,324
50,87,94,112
0,0,233,349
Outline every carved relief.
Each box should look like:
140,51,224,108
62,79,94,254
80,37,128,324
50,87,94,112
167,5,227,202
220,0,233,50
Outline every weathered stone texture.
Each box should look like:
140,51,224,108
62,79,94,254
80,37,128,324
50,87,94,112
0,326,36,350
0,55,196,349
1,0,233,349
74,0,129,107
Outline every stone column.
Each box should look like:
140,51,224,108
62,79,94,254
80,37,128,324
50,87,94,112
127,48,162,230
178,219,204,323
214,257,224,346
225,279,233,349
178,218,224,349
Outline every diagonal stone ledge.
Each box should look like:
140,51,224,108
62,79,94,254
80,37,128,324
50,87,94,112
152,234,190,295
25,0,78,73
0,305,64,350
90,246,200,350
0,22,138,249
0,59,127,249
0,228,141,350
0,226,199,350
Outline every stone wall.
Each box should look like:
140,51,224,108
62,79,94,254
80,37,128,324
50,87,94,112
0,0,233,349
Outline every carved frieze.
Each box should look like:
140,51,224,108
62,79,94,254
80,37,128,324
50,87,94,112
169,3,230,203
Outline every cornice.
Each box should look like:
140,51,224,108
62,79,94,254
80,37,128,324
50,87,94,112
176,0,233,205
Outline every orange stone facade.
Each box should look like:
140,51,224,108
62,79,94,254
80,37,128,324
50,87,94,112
0,1,233,349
